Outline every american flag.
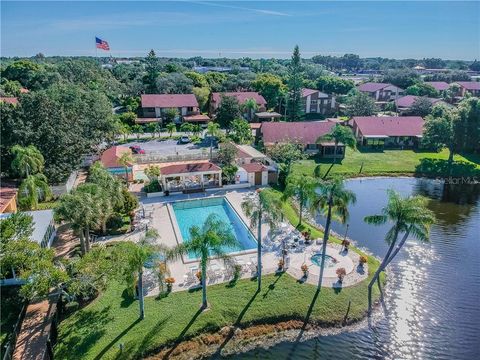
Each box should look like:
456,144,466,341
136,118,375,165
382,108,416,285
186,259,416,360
95,37,110,51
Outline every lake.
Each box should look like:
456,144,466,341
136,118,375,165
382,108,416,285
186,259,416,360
232,177,480,360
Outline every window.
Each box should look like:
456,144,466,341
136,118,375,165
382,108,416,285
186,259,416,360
307,144,317,150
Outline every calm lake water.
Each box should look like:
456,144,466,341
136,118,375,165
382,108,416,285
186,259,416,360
232,177,480,360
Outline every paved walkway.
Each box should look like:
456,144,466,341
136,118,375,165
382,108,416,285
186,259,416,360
12,299,56,360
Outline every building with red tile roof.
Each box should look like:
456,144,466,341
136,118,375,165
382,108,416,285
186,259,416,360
302,88,337,116
454,81,480,96
0,186,18,213
140,94,200,122
357,82,404,101
394,95,445,113
100,146,133,180
425,81,449,92
352,116,424,147
210,91,267,117
261,121,343,158
158,161,222,192
182,114,211,123
0,97,19,105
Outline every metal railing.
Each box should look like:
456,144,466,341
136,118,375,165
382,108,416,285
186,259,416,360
134,151,218,164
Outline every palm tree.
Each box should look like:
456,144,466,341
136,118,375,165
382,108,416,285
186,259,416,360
118,151,134,183
55,188,100,254
77,183,113,235
10,145,44,178
119,124,131,142
206,122,220,160
18,174,52,210
364,190,435,314
243,98,259,121
282,173,317,226
309,177,356,288
166,123,176,138
114,241,154,319
168,214,238,309
242,189,282,291
318,124,357,178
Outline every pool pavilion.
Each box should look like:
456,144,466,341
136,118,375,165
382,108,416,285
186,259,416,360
159,161,222,193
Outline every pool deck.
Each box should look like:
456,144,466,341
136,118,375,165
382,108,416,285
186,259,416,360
137,189,367,297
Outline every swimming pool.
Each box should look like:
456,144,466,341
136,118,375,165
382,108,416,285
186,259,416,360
171,197,257,259
310,253,338,268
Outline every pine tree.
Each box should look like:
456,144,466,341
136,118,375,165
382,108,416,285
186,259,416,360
144,50,159,93
287,45,304,121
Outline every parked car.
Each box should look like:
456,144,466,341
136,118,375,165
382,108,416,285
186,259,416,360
179,136,190,144
129,145,145,154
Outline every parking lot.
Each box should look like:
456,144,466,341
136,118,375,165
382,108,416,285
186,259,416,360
123,138,218,157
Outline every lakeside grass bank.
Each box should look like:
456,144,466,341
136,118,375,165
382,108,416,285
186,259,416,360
292,149,480,178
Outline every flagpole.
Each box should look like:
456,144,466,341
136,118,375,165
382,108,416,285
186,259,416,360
95,36,98,59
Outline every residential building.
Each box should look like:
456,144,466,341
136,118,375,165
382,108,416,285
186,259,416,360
234,144,278,185
302,88,337,116
351,116,424,148
454,81,480,97
0,186,18,213
158,161,222,193
100,146,134,181
261,120,344,158
0,210,57,285
425,81,450,92
210,92,267,118
0,97,18,105
357,82,404,101
394,95,446,114
139,94,200,123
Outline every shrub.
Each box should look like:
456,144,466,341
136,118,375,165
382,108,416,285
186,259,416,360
359,255,368,265
233,264,242,281
195,271,202,282
106,214,124,230
278,259,285,269
336,267,347,282
165,277,175,284
301,264,308,273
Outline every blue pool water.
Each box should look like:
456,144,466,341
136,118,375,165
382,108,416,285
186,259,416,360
310,253,337,268
171,197,257,259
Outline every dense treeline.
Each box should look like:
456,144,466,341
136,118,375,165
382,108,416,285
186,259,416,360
0,52,478,183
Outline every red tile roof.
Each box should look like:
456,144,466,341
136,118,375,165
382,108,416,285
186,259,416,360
20,88,29,94
135,118,160,124
241,163,267,173
261,121,336,145
425,81,449,91
455,81,480,91
395,95,442,108
183,114,211,122
160,162,220,176
211,92,266,107
250,123,262,129
302,88,318,97
141,94,198,108
352,116,424,137
0,186,18,213
357,82,393,92
100,146,132,168
0,97,18,105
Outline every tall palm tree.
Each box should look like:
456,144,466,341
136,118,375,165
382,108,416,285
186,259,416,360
10,145,44,178
283,173,317,226
168,214,238,309
364,190,435,314
309,177,356,288
206,122,220,160
114,241,154,319
318,125,357,178
55,189,100,254
166,123,176,138
118,151,134,183
18,174,52,210
243,98,259,121
76,183,113,235
242,189,282,291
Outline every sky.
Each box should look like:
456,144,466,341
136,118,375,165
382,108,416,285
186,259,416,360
1,1,479,60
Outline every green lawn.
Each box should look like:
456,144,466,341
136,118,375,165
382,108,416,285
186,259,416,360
56,266,380,360
292,148,480,178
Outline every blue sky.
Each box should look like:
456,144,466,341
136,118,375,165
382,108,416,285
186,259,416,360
1,1,479,59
